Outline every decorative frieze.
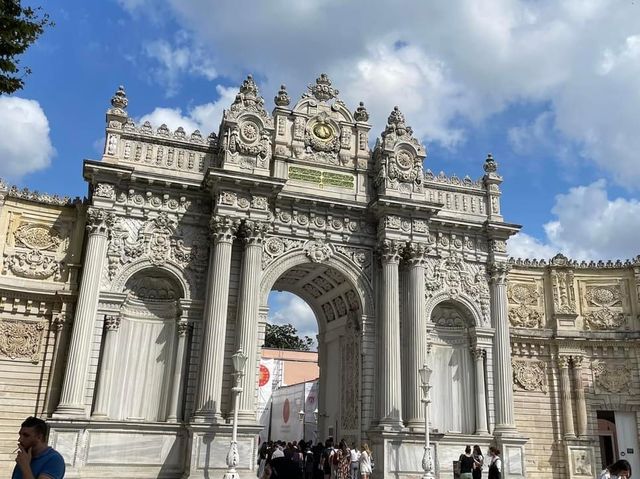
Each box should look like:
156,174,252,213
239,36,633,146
0,319,45,362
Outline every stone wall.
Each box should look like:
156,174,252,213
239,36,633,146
0,184,84,475
508,254,640,478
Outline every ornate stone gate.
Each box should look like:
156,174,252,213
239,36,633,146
43,74,528,478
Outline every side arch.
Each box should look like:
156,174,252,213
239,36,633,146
425,291,485,328
110,258,193,300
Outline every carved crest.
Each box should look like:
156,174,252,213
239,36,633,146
512,359,547,392
0,320,45,362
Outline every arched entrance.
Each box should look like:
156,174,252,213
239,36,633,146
260,244,375,444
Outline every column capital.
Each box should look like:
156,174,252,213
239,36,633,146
177,320,191,337
52,313,71,332
86,207,116,235
571,355,584,368
104,315,121,331
558,355,571,369
377,239,404,263
471,347,485,361
488,261,510,285
240,219,269,246
209,215,240,243
404,242,430,265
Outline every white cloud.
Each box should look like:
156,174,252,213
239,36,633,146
120,0,640,187
508,180,640,260
268,292,318,346
143,35,218,96
0,97,55,181
136,84,236,133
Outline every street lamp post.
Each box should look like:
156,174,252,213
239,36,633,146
224,349,248,479
419,364,435,479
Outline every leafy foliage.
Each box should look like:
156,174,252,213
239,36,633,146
1,1,53,94
264,323,313,351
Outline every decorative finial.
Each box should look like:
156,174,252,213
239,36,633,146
354,101,369,122
383,106,410,137
308,73,339,101
274,84,290,107
229,74,266,113
110,85,128,111
483,153,498,173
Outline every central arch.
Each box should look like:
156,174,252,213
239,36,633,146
259,247,375,443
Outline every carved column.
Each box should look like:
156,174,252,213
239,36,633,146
92,315,121,418
236,220,268,421
404,242,428,429
378,240,404,427
56,207,114,417
473,348,489,434
572,356,588,437
167,320,190,422
559,355,576,438
194,216,238,420
489,261,517,433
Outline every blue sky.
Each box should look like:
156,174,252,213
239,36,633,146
2,0,639,342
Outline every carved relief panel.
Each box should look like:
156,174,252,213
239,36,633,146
507,278,545,328
0,319,46,362
591,360,631,394
1,210,75,283
512,359,547,392
579,280,631,330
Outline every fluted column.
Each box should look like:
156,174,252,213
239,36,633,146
92,315,121,418
559,355,576,438
194,216,238,419
572,356,588,437
489,261,517,433
473,348,489,434
404,242,428,429
236,220,268,421
167,320,190,422
378,239,403,427
55,207,114,417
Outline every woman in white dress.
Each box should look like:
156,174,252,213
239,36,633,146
359,443,373,479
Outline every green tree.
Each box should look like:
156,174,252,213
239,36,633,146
1,0,52,94
264,323,313,351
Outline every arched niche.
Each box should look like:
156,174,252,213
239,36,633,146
103,268,185,422
429,300,476,435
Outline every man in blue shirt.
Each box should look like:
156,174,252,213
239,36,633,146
12,416,65,479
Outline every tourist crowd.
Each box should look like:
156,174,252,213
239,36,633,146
257,437,372,479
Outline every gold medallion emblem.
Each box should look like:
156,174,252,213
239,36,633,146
313,123,333,141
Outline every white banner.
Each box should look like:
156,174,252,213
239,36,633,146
257,359,275,444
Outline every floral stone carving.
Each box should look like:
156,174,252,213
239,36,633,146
507,283,543,328
14,223,62,251
512,359,547,392
4,249,60,280
591,360,630,393
0,319,45,362
583,284,627,330
304,240,333,263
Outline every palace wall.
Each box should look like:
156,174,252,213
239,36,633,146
509,256,640,478
0,185,85,475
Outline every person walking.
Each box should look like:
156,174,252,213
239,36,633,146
599,459,632,478
458,445,475,479
487,447,502,479
349,442,360,479
335,440,351,479
12,416,65,479
472,444,484,479
359,443,373,479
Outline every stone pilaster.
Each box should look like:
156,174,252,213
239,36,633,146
92,315,121,418
236,220,268,422
473,348,489,434
194,216,238,420
167,320,190,422
558,355,576,439
489,261,517,434
571,355,587,437
55,207,114,417
378,239,404,428
404,242,428,429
